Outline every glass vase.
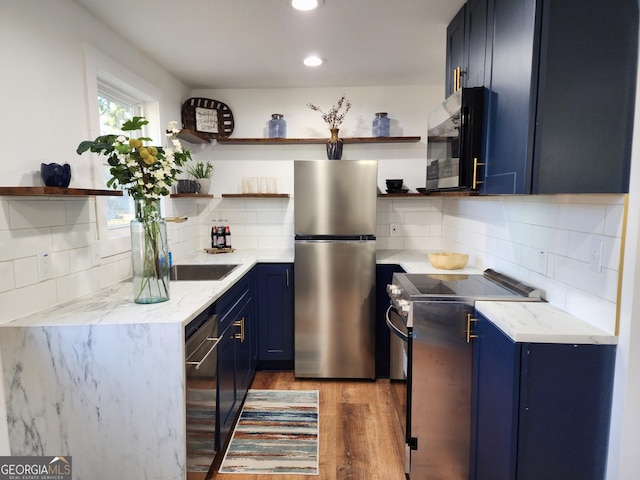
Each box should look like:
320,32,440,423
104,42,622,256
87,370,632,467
268,113,286,138
326,128,343,160
130,198,170,304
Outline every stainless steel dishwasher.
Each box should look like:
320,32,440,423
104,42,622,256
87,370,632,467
185,308,220,473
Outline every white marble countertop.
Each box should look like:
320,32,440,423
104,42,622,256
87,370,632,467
0,249,294,329
475,301,618,345
2,248,616,346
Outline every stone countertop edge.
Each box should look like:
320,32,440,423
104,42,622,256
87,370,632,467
475,301,618,345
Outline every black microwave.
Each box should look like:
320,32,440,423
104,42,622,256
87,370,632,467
426,87,485,192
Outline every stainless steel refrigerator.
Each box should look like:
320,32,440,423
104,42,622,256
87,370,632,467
294,159,377,379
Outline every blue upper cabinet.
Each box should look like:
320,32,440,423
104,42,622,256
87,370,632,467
463,0,490,90
453,0,639,194
446,5,466,98
446,1,490,97
531,0,638,193
482,0,540,194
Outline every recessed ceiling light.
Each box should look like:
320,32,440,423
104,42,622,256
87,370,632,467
303,55,324,67
291,0,322,11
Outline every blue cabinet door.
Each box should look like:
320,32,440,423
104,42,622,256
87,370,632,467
257,264,294,368
216,323,236,450
531,0,637,194
463,0,490,90
234,292,255,398
516,342,616,479
482,0,540,194
471,312,520,479
446,5,466,97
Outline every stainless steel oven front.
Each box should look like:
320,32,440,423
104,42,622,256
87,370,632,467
386,269,542,479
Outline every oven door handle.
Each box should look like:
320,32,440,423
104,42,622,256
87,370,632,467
386,305,409,341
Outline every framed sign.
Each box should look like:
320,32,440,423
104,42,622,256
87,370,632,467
181,97,234,139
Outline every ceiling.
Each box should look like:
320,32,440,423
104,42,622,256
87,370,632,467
72,0,465,89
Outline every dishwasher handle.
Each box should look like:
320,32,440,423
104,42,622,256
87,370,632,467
386,305,409,341
186,333,222,369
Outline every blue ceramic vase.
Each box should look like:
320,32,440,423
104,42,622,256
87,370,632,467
41,163,71,188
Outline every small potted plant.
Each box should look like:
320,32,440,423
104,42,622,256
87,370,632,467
186,160,214,194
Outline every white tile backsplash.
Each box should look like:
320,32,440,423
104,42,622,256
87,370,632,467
0,193,626,333
441,194,625,333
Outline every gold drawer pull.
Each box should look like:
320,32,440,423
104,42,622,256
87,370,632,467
466,314,478,344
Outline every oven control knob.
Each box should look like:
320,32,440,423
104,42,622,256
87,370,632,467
386,284,402,299
397,299,410,317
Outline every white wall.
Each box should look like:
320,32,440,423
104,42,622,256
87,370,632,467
0,0,193,323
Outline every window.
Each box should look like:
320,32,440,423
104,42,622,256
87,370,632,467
97,84,140,229
82,44,162,258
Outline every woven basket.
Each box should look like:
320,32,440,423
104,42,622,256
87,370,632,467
181,97,234,139
428,252,469,270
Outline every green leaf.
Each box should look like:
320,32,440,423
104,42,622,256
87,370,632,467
76,141,96,155
121,116,149,132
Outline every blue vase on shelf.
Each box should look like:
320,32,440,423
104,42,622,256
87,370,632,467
268,113,286,138
372,112,390,137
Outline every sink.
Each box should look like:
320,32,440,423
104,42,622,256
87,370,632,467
169,264,240,281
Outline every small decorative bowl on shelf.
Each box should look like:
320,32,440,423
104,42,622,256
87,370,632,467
41,163,71,188
428,252,469,270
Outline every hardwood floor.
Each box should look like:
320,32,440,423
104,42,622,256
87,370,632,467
203,371,406,480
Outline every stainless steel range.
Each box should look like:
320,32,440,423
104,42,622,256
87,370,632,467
386,269,542,479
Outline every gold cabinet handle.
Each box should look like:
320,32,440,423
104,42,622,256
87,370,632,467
466,314,478,344
453,66,466,92
233,317,245,342
472,157,485,190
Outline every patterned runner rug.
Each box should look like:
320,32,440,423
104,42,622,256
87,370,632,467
218,389,319,475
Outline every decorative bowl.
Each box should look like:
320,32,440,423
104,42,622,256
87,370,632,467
386,178,403,191
40,163,71,188
428,252,469,270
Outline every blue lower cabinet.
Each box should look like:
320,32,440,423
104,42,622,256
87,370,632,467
256,264,294,369
471,311,616,479
216,322,237,449
216,270,257,450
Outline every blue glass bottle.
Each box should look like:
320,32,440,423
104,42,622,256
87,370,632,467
268,113,286,138
372,112,390,137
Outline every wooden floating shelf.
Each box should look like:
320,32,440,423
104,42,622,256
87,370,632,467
169,193,214,198
221,193,290,198
0,186,123,197
378,191,480,197
175,129,211,144
215,136,421,145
